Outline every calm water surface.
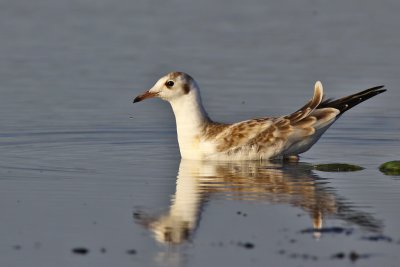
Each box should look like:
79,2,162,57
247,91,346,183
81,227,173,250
0,0,399,266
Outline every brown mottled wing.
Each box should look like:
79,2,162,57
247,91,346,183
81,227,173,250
209,82,385,157
209,118,274,152
209,82,326,154
245,81,326,152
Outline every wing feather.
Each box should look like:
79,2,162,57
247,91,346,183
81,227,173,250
207,81,334,157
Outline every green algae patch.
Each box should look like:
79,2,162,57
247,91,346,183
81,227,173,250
313,163,364,172
379,161,400,176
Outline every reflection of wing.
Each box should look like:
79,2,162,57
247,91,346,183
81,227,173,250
202,162,382,233
135,160,382,245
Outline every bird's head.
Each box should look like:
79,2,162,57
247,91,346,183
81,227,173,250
133,72,196,103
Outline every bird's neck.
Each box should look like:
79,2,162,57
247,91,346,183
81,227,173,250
169,91,210,158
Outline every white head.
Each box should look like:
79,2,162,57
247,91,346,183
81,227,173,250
134,72,210,159
133,72,198,103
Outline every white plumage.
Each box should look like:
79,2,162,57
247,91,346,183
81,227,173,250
133,72,385,161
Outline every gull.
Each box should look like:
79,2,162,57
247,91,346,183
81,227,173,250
133,72,385,160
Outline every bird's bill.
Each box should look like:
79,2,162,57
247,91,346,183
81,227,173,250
133,90,158,103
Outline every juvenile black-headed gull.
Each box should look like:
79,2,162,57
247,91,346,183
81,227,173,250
133,72,385,160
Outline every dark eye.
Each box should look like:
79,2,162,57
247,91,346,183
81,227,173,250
165,80,174,88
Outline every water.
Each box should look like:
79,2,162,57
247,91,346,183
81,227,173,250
0,0,399,266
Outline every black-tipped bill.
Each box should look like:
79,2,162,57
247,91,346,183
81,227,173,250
133,91,158,103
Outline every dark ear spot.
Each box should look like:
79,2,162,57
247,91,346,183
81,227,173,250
183,83,190,94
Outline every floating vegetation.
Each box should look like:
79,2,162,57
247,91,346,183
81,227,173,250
379,161,400,176
313,163,364,172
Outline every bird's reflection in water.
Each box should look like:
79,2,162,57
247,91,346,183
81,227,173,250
135,159,381,245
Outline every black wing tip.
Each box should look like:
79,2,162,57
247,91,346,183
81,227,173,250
371,85,387,93
372,85,386,91
317,85,386,113
369,86,387,96
360,85,386,93
377,86,386,92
